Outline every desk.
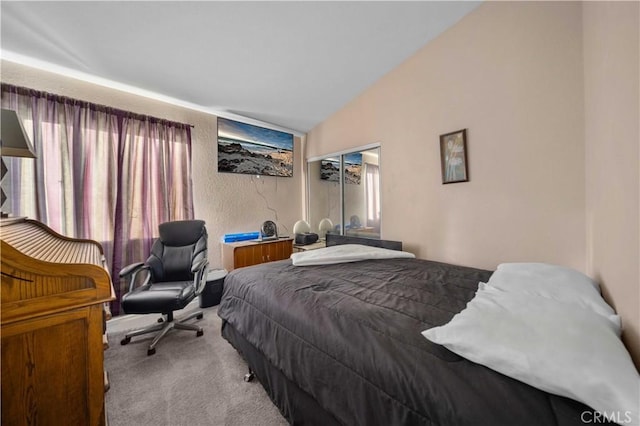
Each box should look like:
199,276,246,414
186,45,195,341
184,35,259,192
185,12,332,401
1,218,114,426
222,238,293,271
345,228,380,239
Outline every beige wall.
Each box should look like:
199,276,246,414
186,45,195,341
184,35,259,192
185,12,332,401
307,1,586,269
306,1,639,366
583,2,640,366
0,60,304,270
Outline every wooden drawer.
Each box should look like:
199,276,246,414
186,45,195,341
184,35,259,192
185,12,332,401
1,305,106,426
222,239,293,271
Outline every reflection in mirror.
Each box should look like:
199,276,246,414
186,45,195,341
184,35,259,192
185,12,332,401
343,148,380,239
308,157,341,239
307,145,380,240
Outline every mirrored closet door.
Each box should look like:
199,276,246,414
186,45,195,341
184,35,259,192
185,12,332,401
307,155,341,238
307,145,380,239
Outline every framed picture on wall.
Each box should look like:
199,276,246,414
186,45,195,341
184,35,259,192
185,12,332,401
217,117,294,177
439,129,469,184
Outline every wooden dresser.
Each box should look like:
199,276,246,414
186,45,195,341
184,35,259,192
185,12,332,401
222,238,293,271
1,217,115,426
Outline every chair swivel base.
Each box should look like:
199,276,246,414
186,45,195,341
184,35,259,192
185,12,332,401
120,310,204,355
244,368,255,382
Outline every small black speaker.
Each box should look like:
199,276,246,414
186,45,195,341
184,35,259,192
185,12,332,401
295,232,319,245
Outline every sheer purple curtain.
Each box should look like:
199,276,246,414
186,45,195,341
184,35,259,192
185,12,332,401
1,84,194,314
365,162,380,229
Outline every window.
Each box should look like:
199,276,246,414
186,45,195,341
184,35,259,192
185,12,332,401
1,84,194,314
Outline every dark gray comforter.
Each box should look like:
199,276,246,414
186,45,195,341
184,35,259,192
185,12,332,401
218,258,608,425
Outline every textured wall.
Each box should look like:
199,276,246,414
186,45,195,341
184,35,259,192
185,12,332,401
306,1,587,271
583,1,640,367
0,60,304,269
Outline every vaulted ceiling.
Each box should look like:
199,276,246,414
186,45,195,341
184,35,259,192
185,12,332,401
1,1,480,133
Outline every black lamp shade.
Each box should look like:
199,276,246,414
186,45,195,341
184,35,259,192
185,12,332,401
1,109,36,158
1,109,36,215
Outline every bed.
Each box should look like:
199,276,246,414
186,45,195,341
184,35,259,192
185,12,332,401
217,235,620,425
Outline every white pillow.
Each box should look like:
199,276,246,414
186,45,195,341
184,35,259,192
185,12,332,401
290,244,414,266
486,263,620,331
423,286,640,426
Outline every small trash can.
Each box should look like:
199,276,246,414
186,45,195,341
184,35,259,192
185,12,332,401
199,269,227,308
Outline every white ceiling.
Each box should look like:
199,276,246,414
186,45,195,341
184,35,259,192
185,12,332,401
1,1,480,134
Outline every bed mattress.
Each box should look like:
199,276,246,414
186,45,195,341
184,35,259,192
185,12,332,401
218,258,610,426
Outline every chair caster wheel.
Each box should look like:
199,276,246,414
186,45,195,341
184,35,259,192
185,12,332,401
121,337,131,345
244,372,255,382
196,330,204,337
147,348,156,356
196,313,203,320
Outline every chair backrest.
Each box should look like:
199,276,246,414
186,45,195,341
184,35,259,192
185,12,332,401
147,220,208,282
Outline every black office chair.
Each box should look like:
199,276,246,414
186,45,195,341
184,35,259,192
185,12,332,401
349,215,361,229
119,220,209,355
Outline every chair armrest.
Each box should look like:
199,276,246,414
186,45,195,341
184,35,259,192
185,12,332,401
191,258,208,274
119,262,146,278
119,263,151,293
192,259,210,295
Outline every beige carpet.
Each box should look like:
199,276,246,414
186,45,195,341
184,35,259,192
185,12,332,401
104,304,288,426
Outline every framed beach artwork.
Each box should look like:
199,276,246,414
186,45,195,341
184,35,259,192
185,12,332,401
320,157,340,182
320,153,362,184
439,129,468,184
217,117,294,177
342,152,362,185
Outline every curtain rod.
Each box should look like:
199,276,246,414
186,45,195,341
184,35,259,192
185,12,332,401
1,83,194,129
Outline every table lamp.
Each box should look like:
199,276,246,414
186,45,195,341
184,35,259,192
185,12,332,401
1,109,36,217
